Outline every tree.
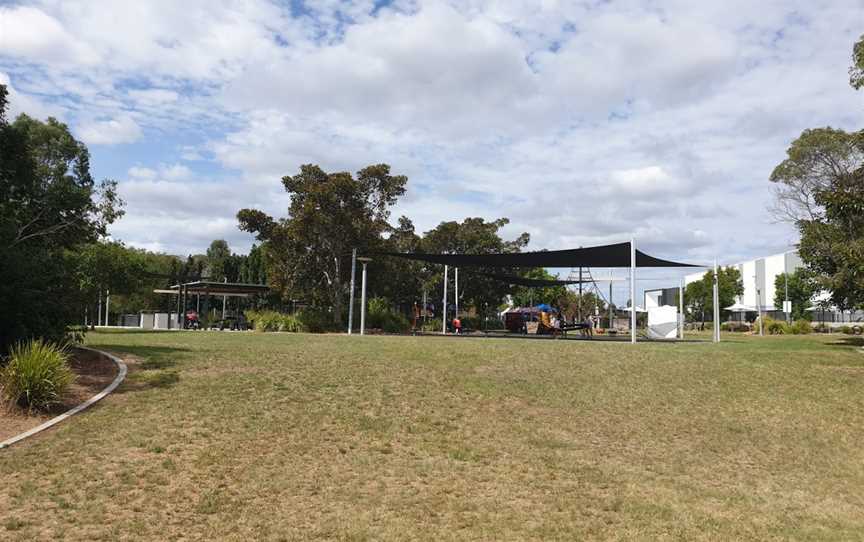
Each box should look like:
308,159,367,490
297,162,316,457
509,268,567,308
205,239,231,281
684,267,744,324
0,86,123,350
72,242,145,328
420,217,530,313
768,38,864,312
768,128,864,223
238,164,407,325
850,34,864,90
797,174,864,311
773,269,816,320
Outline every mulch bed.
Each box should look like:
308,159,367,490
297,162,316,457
0,347,117,443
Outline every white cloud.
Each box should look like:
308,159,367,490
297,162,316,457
0,5,100,65
77,114,142,145
0,0,861,267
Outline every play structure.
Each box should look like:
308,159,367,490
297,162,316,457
349,239,718,343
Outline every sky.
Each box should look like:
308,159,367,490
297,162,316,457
1,0,863,301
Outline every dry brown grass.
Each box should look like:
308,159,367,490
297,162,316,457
1,330,863,540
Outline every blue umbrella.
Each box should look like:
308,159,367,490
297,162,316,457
535,303,553,312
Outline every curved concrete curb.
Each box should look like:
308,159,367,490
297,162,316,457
0,346,127,450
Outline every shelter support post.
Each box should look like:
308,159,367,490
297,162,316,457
608,269,613,329
442,265,448,334
348,248,356,335
360,261,368,336
630,238,636,344
713,260,720,343
679,278,684,340
105,289,110,327
222,278,227,320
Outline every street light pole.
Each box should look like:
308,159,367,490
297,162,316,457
712,260,720,343
357,257,372,336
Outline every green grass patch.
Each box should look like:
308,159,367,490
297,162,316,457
0,330,862,540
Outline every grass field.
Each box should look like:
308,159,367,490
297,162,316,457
1,330,863,540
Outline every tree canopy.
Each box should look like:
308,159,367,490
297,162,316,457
768,36,864,311
238,164,408,324
0,85,123,350
773,269,816,320
684,267,743,324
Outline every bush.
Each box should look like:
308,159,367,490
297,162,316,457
364,298,410,334
1,339,75,411
296,308,333,333
246,309,326,333
721,322,749,332
791,320,812,335
840,325,853,334
759,316,792,335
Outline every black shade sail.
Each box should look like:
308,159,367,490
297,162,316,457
381,241,699,269
473,272,589,288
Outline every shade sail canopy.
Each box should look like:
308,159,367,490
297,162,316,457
381,241,699,268
473,272,590,288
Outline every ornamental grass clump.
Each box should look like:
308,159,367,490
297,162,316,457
1,339,75,411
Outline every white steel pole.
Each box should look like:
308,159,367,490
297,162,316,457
713,260,720,343
222,278,227,320
360,262,368,336
609,269,613,329
679,278,685,340
442,265,448,334
348,248,356,334
630,238,636,344
454,267,459,319
105,289,110,327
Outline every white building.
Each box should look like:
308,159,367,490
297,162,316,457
682,249,862,323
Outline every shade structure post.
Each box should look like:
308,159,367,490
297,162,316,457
630,238,636,344
455,267,459,319
105,289,110,327
608,269,613,329
348,248,356,335
222,278,227,321
360,261,368,336
713,259,720,343
679,278,685,340
442,265,448,334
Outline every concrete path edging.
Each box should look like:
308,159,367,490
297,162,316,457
0,346,127,450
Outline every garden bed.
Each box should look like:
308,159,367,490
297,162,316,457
0,347,117,442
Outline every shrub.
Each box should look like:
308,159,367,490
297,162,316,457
759,316,791,335
1,339,75,411
364,297,410,333
840,325,853,334
296,308,333,333
791,320,813,335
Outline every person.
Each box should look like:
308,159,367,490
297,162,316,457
550,313,559,338
584,314,594,339
453,316,462,335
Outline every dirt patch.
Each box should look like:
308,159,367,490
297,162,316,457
0,348,117,442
